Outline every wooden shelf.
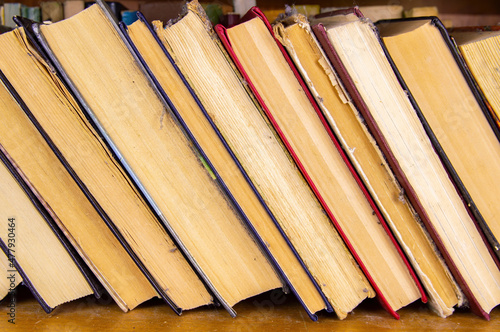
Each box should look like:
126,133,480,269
1,286,499,330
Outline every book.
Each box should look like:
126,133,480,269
154,0,376,320
0,23,214,313
312,9,500,319
378,18,500,264
450,26,500,131
33,1,283,316
215,7,426,319
274,13,462,318
0,67,159,311
0,149,95,313
122,13,329,320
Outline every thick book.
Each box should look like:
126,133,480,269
121,13,330,321
155,0,379,320
449,26,500,133
378,18,500,264
215,6,426,319
0,66,159,311
274,12,462,318
312,8,500,319
0,148,96,313
1,19,214,314
31,0,284,316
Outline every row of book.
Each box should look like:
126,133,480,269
1,0,500,321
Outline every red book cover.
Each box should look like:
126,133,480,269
215,6,427,319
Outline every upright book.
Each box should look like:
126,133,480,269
378,17,500,262
0,67,158,311
32,1,283,316
155,0,377,320
311,8,500,319
215,6,425,319
274,12,462,317
122,13,330,320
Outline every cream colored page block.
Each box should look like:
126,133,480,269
40,4,281,307
0,66,157,311
226,17,420,310
0,250,21,301
158,10,374,318
0,161,92,308
127,20,326,314
0,27,211,309
459,36,500,122
327,20,500,312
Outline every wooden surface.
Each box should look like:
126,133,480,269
1,286,500,331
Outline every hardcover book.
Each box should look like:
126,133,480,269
450,26,500,132
215,6,426,319
0,68,158,311
312,9,500,319
155,0,379,320
378,18,500,264
122,13,329,320
0,150,95,313
32,1,283,316
274,12,461,318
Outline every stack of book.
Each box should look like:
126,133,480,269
1,0,500,321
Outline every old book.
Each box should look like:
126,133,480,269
154,0,376,320
0,68,158,311
3,3,22,28
34,1,282,315
378,18,500,264
122,13,329,320
451,26,500,131
274,13,462,318
0,23,213,313
215,7,425,319
0,151,94,313
312,9,500,319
